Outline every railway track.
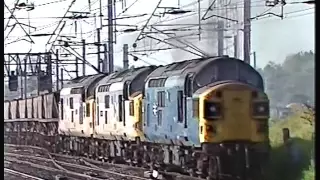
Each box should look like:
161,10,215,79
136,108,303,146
4,168,45,180
5,144,148,179
5,156,103,180
4,144,203,180
5,152,148,180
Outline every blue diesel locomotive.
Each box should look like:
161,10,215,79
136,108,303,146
4,56,270,180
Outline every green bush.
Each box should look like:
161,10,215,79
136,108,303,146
302,166,315,180
267,115,314,180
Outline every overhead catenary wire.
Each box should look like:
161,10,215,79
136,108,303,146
4,1,35,44
5,21,76,45
46,0,77,51
4,0,314,75
6,6,312,47
4,2,307,21
4,0,21,31
35,0,69,7
113,7,314,65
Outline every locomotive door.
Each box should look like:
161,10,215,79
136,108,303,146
123,81,131,127
134,94,143,131
92,100,95,132
69,97,76,129
83,99,95,135
184,73,194,128
79,102,83,125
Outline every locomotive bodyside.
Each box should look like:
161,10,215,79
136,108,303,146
58,74,105,137
94,66,156,141
143,75,200,146
95,82,127,140
59,87,83,136
142,59,210,146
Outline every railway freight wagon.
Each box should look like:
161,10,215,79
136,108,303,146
4,92,60,148
4,56,270,180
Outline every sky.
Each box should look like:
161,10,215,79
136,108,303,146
4,0,315,77
251,3,314,67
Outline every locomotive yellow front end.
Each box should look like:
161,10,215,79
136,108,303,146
198,82,270,179
128,92,145,141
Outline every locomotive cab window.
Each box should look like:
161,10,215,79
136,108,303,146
204,101,222,120
185,75,193,97
129,101,134,116
157,91,165,107
118,95,123,122
69,97,74,109
86,103,90,117
105,95,110,108
177,91,183,123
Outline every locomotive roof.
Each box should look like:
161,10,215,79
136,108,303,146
146,56,256,79
63,74,106,98
97,66,156,86
64,74,106,89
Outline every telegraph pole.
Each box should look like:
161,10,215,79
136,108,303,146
37,61,40,95
97,28,101,71
24,58,27,99
60,68,64,88
20,65,23,98
75,57,79,77
233,35,238,58
123,44,129,70
55,49,59,91
217,21,224,56
47,54,53,93
103,44,109,74
104,0,114,74
82,39,86,76
253,51,257,68
99,0,103,28
243,0,251,64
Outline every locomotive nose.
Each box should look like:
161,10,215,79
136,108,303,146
220,88,253,141
200,82,269,143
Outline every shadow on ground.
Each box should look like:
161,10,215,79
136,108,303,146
266,137,313,180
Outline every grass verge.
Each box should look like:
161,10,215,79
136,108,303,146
267,115,314,180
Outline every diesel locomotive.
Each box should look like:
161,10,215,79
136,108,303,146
4,56,270,180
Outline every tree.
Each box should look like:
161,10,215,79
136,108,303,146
289,94,311,104
260,51,314,108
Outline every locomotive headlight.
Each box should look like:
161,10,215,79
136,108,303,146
257,105,265,113
204,101,222,120
252,102,269,117
209,106,217,112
